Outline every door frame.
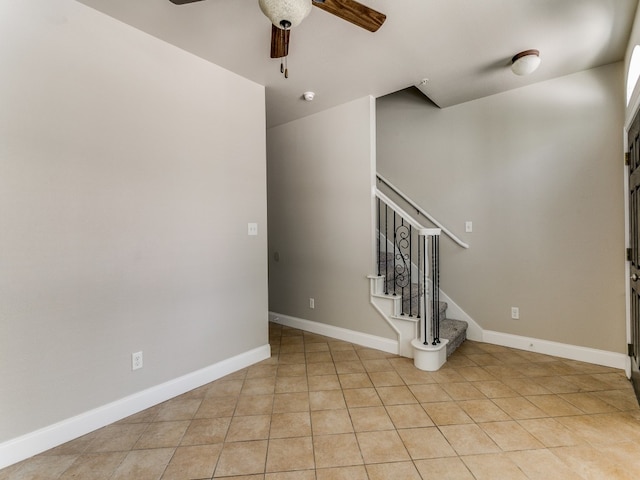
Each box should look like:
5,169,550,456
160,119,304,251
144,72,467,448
624,94,640,380
625,120,631,380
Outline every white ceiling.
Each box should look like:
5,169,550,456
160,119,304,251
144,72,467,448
76,0,638,127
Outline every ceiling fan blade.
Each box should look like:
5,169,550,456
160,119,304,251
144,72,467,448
270,25,290,59
312,0,386,32
169,0,205,4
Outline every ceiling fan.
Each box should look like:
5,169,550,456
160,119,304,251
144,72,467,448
169,0,386,77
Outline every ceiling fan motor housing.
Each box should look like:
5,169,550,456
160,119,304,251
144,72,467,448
259,0,312,29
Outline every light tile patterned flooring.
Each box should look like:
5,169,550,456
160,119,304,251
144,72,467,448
3,323,640,479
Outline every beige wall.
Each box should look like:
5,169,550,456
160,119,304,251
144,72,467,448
377,63,626,353
267,96,395,340
0,1,268,443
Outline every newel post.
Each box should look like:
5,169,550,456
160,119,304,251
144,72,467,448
411,229,448,371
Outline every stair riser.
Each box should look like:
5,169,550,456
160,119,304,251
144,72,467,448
370,267,468,363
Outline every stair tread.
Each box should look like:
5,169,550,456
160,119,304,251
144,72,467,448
372,256,468,359
440,318,468,340
440,318,467,357
410,317,467,357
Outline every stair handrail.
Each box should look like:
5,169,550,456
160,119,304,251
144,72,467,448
375,189,440,237
376,173,469,249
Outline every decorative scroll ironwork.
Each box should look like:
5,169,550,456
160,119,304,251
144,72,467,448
375,197,440,328
394,223,411,289
394,222,412,316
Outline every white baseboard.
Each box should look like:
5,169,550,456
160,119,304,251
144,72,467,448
268,312,626,371
429,291,625,370
0,344,271,470
482,330,626,370
269,312,398,355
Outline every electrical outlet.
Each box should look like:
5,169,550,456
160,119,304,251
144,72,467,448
132,351,143,371
511,307,520,320
309,298,315,309
248,223,258,236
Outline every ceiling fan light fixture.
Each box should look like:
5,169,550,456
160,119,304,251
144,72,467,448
259,0,312,29
511,49,541,76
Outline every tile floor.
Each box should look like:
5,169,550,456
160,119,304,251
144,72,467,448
3,322,640,479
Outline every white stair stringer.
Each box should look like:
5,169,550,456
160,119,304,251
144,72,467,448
368,275,419,358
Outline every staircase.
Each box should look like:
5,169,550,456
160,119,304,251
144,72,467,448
381,251,468,356
370,252,468,361
370,175,469,369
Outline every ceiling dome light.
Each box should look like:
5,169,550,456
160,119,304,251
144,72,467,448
511,49,541,76
258,0,312,30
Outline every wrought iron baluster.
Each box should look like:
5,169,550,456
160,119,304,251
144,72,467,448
384,204,388,294
437,235,440,342
423,234,428,345
401,219,406,313
417,231,421,320
431,234,440,345
393,212,397,296
409,225,413,317
435,234,440,343
377,197,381,277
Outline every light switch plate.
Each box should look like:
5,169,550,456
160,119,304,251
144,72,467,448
248,223,258,236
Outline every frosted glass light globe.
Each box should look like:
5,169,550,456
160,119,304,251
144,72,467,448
258,0,312,29
511,50,541,76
